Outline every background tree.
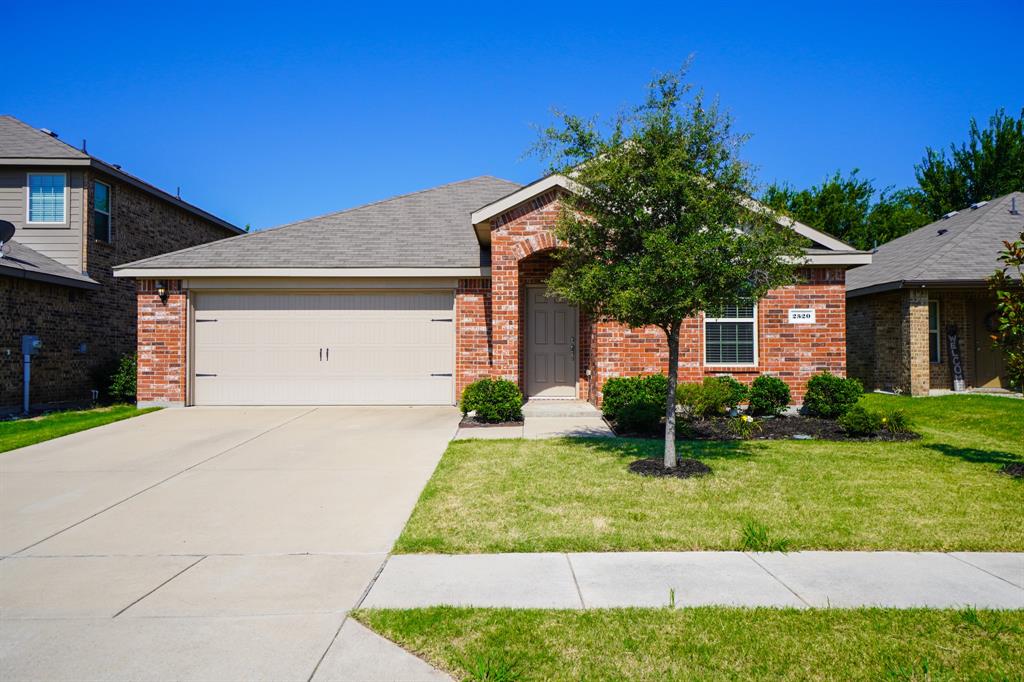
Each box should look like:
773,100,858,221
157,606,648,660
916,108,1024,220
763,171,930,250
989,232,1024,390
534,67,805,468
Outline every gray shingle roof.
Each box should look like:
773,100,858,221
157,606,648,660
118,176,522,270
0,240,99,289
847,192,1024,295
0,115,89,159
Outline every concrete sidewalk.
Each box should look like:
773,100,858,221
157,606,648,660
363,551,1024,610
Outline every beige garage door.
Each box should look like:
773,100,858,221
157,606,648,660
192,291,454,405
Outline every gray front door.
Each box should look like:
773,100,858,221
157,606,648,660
526,287,578,398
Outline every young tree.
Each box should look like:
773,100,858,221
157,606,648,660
534,68,805,468
916,108,1024,220
989,231,1024,390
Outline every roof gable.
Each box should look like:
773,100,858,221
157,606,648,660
0,115,89,160
846,192,1024,295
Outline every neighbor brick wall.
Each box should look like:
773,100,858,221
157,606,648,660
136,280,188,406
847,288,984,395
468,192,849,406
1,168,235,410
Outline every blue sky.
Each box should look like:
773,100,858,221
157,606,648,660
4,1,1021,230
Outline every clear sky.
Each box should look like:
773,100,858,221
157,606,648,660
4,1,1021,230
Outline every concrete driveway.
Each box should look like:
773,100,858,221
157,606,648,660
0,406,458,681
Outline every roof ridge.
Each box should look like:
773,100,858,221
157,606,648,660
261,175,520,233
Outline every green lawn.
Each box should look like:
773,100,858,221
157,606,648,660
355,606,1024,681
394,394,1024,553
0,405,160,453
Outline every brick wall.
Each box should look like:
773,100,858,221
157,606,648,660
1,169,234,410
472,192,849,406
136,280,188,406
847,288,985,395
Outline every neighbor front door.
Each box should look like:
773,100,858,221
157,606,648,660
973,305,1008,389
526,287,578,398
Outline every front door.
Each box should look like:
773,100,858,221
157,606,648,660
526,287,578,398
973,306,1008,389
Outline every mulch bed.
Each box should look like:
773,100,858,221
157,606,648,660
615,415,920,442
458,417,524,428
629,457,712,479
1000,462,1024,479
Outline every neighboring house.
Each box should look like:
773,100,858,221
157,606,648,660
0,115,243,412
847,192,1024,396
113,175,869,408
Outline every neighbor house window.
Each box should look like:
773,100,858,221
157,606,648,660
27,173,67,223
93,181,111,242
928,300,940,363
705,303,757,365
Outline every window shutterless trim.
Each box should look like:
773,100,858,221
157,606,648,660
93,179,112,243
928,299,941,364
703,304,758,367
25,172,68,225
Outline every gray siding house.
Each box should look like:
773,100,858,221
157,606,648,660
0,115,242,412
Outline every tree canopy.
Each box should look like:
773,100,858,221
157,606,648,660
534,67,804,467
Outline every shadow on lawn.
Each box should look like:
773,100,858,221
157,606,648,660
567,436,759,462
925,443,1024,467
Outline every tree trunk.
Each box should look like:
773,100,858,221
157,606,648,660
664,321,681,468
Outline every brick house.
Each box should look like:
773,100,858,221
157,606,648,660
846,192,1023,396
114,174,869,408
1,115,243,412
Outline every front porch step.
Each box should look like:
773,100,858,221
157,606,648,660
522,399,601,418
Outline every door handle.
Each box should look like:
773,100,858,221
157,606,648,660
326,347,329,361
570,336,576,359
319,348,322,362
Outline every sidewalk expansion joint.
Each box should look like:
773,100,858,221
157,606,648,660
744,552,811,608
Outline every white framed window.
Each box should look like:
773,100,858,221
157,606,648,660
928,300,940,363
704,303,758,366
93,180,111,242
26,173,67,224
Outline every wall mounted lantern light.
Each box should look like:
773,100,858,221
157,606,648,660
156,281,169,304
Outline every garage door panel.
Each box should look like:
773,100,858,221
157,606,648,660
193,292,454,405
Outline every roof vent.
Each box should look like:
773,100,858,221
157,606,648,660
39,128,58,138
942,210,959,219
937,228,948,236
1012,197,1020,215
970,201,988,209
112,164,121,170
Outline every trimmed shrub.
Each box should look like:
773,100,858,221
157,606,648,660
677,377,741,418
460,378,523,423
601,375,669,421
615,401,664,434
748,375,791,416
837,405,883,436
713,375,748,408
108,354,137,404
880,408,912,434
803,371,863,418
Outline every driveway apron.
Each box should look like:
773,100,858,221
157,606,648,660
1,406,458,681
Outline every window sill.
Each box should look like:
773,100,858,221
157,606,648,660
704,365,760,373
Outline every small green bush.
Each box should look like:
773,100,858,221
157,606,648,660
880,408,912,434
803,371,863,418
601,375,669,421
838,405,883,436
108,354,137,404
676,377,741,418
615,401,664,434
713,375,748,407
748,375,791,416
460,378,523,423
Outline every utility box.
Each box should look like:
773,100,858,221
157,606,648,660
22,335,42,355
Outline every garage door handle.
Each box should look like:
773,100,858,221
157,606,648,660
319,348,322,362
431,318,453,322
196,373,217,377
431,373,452,377
326,348,329,361
196,318,218,323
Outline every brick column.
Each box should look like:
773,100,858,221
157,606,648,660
901,289,930,396
136,279,188,407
